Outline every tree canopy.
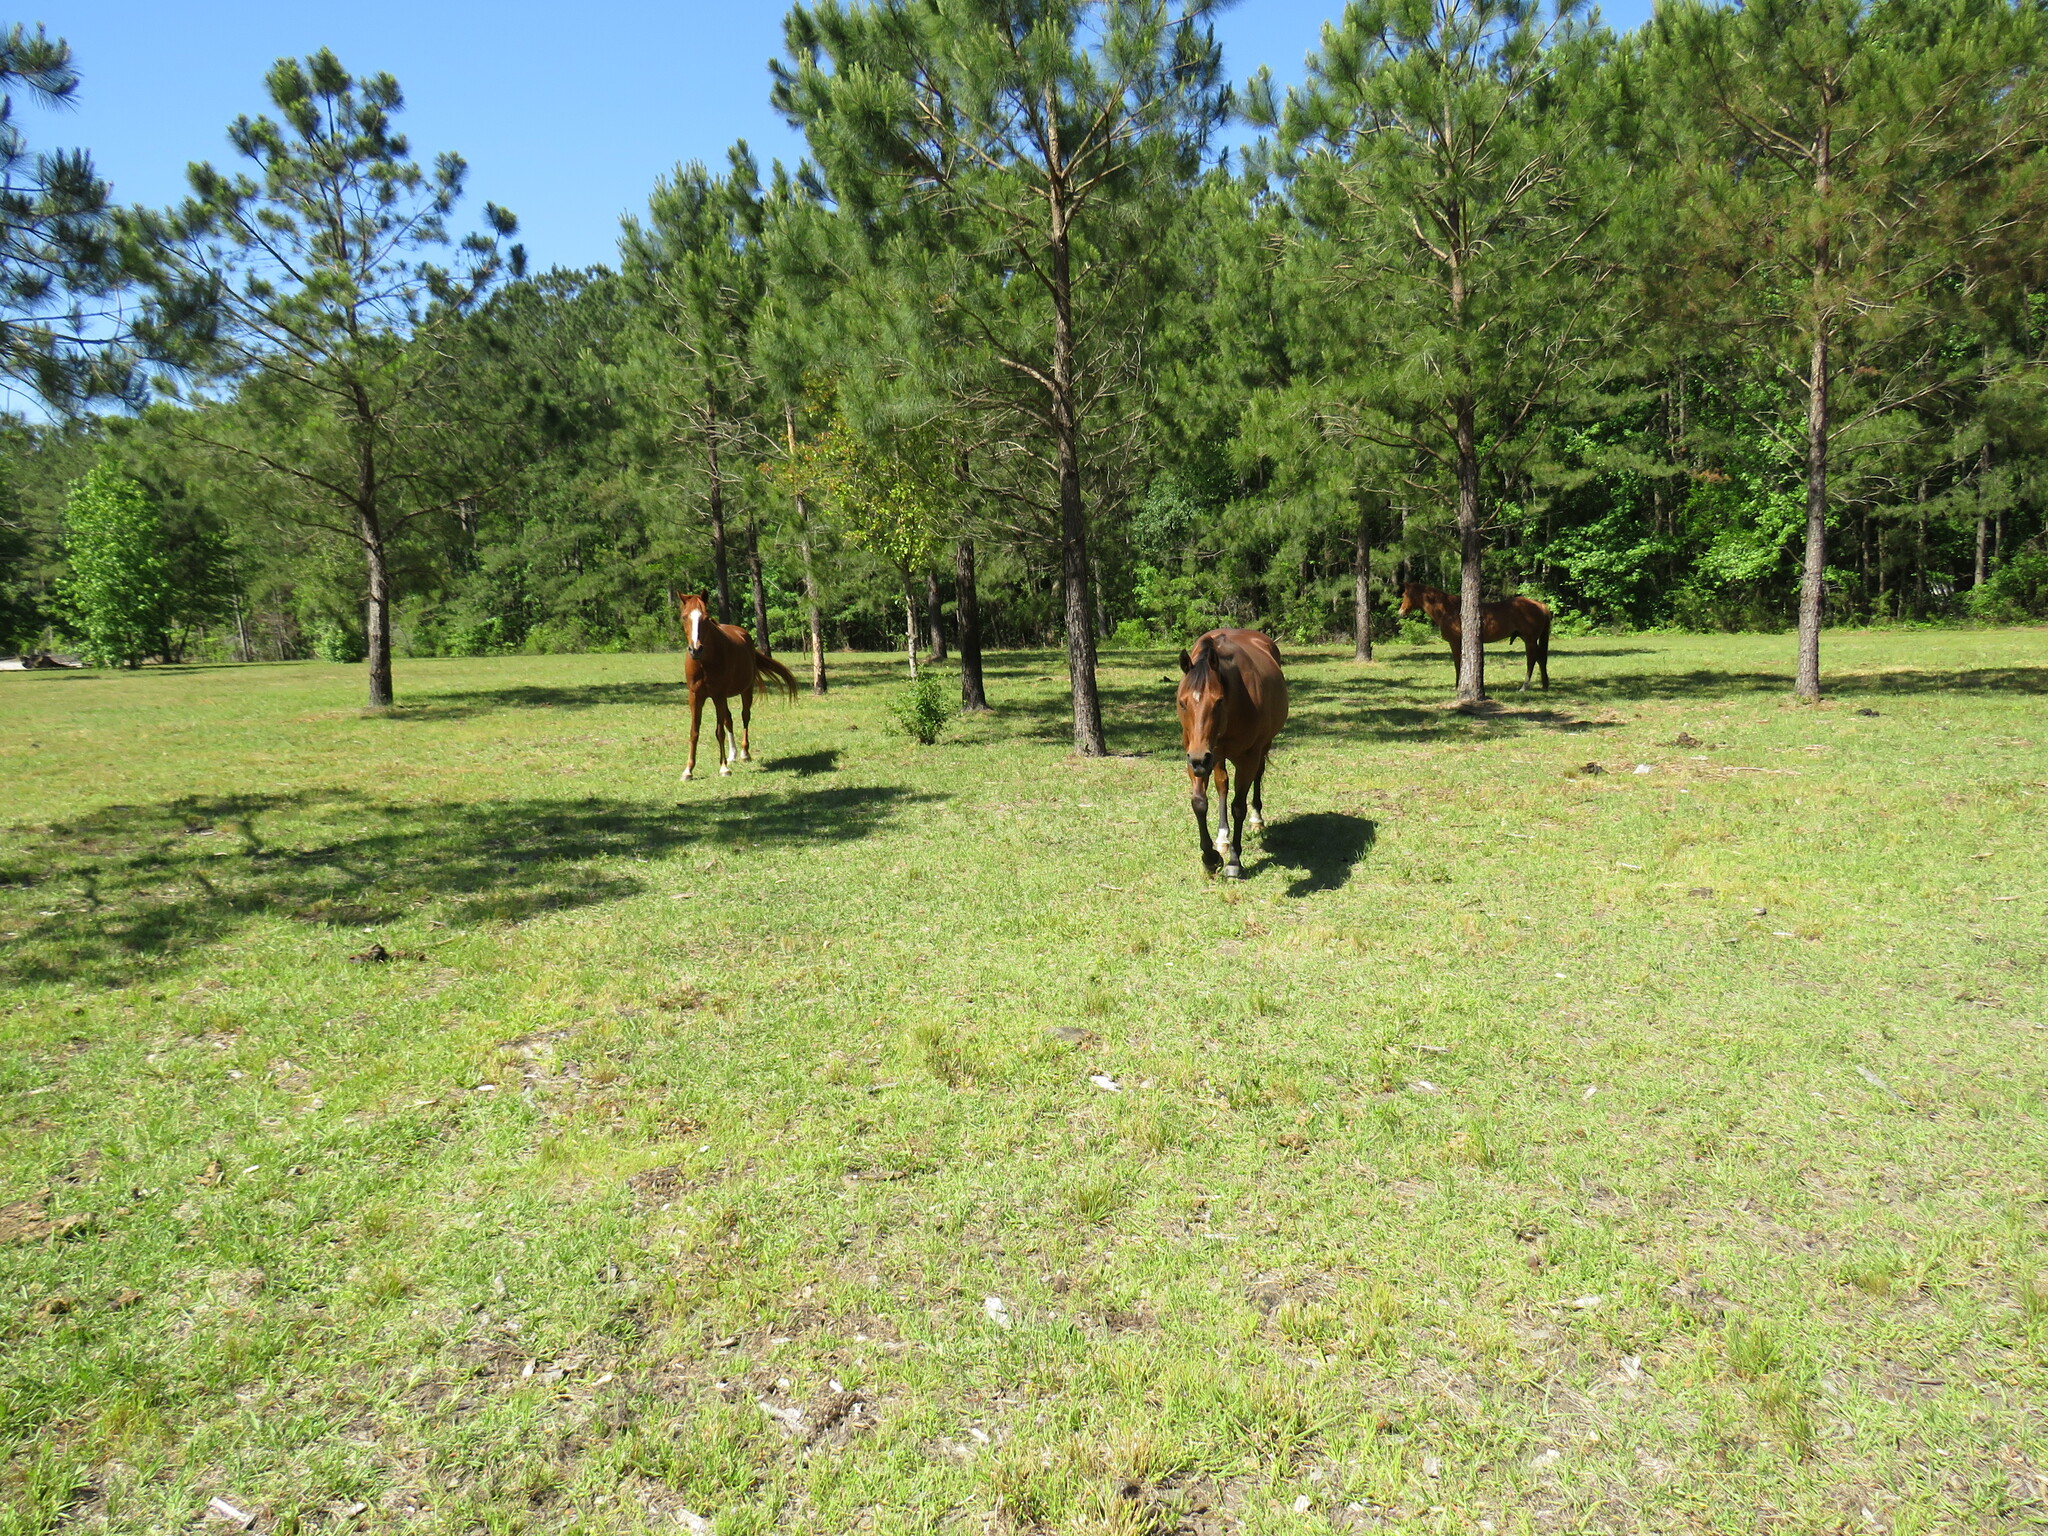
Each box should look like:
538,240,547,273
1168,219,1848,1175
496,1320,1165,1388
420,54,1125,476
4,0,2046,695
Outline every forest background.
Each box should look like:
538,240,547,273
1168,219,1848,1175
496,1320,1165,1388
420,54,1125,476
3,0,2047,740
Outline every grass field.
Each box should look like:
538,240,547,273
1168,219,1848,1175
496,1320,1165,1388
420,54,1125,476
2,628,2045,1536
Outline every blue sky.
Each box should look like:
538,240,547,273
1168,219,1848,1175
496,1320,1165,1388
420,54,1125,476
20,0,1658,276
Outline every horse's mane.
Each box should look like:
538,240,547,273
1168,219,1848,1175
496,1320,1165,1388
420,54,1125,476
1186,633,1239,699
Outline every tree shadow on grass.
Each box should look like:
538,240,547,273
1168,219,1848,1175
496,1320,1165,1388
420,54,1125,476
984,669,1637,751
1259,814,1377,897
762,749,841,776
389,680,684,719
1536,664,2048,701
0,783,934,987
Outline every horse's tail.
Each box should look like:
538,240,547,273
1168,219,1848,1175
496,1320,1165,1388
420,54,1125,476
755,649,800,701
1533,602,1553,661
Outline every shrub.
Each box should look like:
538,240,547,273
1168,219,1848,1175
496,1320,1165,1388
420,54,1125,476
1968,547,2048,622
891,673,956,744
308,619,367,664
1107,617,1152,650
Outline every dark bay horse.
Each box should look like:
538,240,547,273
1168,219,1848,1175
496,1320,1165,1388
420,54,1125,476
1398,583,1553,690
1177,629,1289,879
677,594,799,781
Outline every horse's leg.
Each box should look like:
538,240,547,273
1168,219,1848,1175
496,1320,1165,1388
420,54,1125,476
1540,634,1551,690
1248,748,1268,836
1191,771,1220,874
1448,638,1460,684
1227,764,1251,880
1522,632,1535,691
682,686,704,782
714,697,736,776
1211,761,1234,871
739,679,754,761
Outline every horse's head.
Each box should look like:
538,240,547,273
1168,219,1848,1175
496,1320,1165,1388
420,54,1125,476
676,594,711,657
1398,583,1423,617
1176,635,1230,779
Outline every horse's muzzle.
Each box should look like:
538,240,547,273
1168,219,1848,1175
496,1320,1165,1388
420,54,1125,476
1187,752,1214,777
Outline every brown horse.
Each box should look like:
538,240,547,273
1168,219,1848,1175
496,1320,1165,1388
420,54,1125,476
676,594,799,781
1177,629,1288,879
1398,583,1553,690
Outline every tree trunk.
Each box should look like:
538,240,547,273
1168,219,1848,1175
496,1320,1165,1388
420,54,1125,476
360,511,394,709
1046,130,1106,756
747,516,770,648
799,514,827,694
1795,321,1830,700
787,406,826,693
1453,394,1485,704
1353,496,1373,662
956,536,989,711
903,588,919,679
707,429,733,625
1974,442,1992,588
1795,121,1833,701
925,567,947,662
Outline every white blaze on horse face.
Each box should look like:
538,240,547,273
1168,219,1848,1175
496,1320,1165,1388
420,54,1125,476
689,608,702,649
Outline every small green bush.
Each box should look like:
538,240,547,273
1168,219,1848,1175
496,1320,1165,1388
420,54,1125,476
1107,617,1152,650
891,673,956,745
1968,547,2048,622
308,619,367,664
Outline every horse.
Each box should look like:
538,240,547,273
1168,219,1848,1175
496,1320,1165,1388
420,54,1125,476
1176,629,1289,879
676,593,799,781
1397,583,1553,690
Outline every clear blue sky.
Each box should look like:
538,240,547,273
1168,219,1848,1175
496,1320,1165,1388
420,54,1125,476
20,0,1658,276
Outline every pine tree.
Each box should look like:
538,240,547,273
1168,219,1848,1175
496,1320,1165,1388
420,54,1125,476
1255,0,1625,703
125,50,522,707
1648,0,2048,698
774,0,1231,755
619,146,772,632
0,24,131,408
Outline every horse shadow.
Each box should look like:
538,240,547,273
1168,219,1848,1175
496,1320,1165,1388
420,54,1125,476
1260,813,1377,897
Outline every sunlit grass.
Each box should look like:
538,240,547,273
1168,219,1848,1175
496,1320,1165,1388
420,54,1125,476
0,627,2044,1533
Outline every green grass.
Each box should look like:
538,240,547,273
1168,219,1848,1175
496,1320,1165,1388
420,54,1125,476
1,628,2044,1535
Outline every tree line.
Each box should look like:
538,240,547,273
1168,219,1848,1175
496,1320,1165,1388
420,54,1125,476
2,0,2045,736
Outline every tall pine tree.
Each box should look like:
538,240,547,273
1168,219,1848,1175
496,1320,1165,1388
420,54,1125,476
774,0,1230,754
126,50,521,707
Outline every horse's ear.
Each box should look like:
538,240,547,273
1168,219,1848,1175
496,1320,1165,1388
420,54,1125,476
1177,649,1192,673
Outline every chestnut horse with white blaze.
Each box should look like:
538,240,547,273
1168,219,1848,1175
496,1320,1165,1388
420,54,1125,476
676,594,799,781
1176,629,1288,879
1398,582,1553,691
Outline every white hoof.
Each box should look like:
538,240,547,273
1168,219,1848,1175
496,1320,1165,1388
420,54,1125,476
741,748,751,761
719,763,732,777
681,768,693,782
1247,814,1264,835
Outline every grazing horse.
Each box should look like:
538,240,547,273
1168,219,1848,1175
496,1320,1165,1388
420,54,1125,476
1176,629,1289,879
1398,583,1553,690
676,594,799,781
